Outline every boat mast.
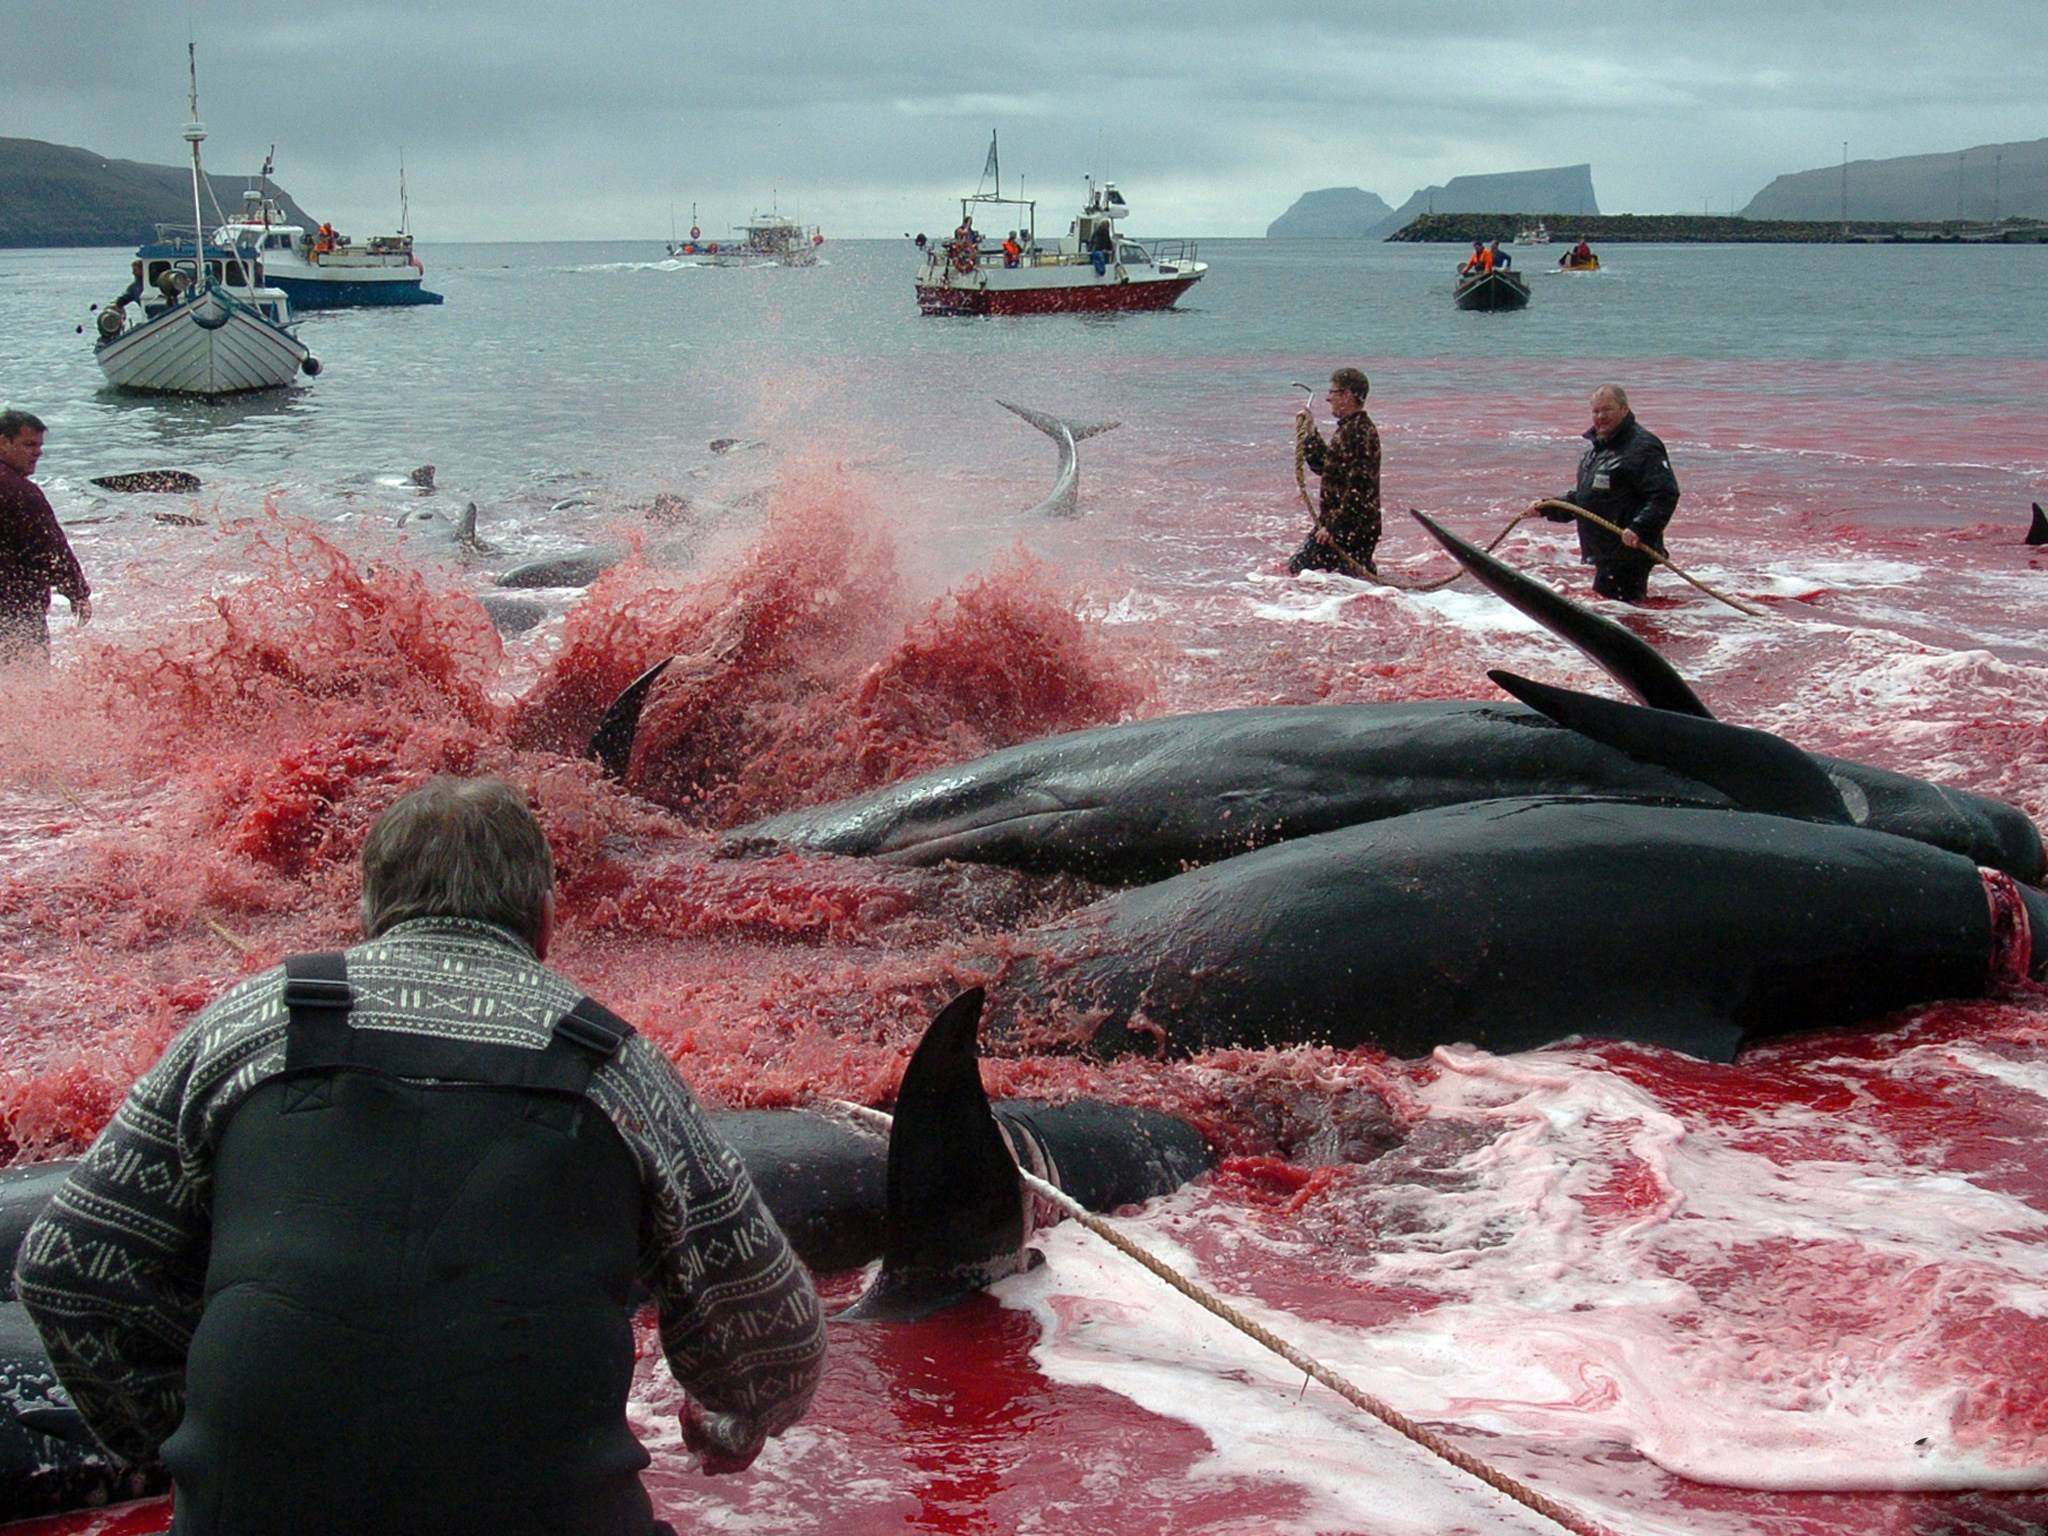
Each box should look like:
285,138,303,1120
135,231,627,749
399,149,412,237
183,40,209,285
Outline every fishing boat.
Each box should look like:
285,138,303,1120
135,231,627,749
915,135,1206,316
1452,266,1531,311
92,48,316,395
676,204,823,266
1515,221,1553,244
213,155,442,308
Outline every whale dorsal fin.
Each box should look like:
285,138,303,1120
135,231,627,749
2029,503,2048,547
1411,509,1713,718
1489,669,1850,825
842,986,1040,1322
586,656,675,780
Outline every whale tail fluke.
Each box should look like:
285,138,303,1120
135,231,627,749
1487,669,1852,825
2028,502,2047,547
843,987,1042,1322
1411,509,1713,718
996,399,1121,442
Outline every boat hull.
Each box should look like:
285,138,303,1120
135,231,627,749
1453,270,1532,311
1558,257,1600,273
917,270,1203,316
270,272,443,307
95,295,307,395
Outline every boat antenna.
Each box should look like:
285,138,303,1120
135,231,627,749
399,148,411,237
183,39,209,284
259,145,275,228
977,129,999,201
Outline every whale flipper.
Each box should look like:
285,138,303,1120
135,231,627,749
2029,503,2048,547
1411,509,1712,718
587,657,675,779
843,987,1040,1321
1487,669,1851,825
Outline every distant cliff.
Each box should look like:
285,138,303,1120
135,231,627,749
1363,165,1598,239
0,138,319,248
1265,187,1395,238
1741,139,2048,222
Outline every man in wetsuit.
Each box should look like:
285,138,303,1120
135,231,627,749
0,410,91,663
1530,383,1681,603
16,776,826,1536
1290,367,1383,576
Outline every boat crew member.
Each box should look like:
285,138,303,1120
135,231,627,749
115,259,146,308
1002,232,1022,268
1530,384,1681,604
1488,239,1512,271
1460,239,1491,276
1289,367,1383,576
0,410,91,664
15,775,827,1536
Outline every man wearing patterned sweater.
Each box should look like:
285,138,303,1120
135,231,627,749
15,776,825,1536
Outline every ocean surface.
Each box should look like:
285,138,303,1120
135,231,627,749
3,234,2048,1536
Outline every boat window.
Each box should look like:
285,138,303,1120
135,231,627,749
1119,244,1149,264
224,260,248,285
267,234,291,250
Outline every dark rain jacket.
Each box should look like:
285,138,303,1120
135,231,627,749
0,464,89,624
1302,410,1384,566
1558,413,1679,567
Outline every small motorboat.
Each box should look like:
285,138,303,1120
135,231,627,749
1557,243,1601,273
1452,267,1531,311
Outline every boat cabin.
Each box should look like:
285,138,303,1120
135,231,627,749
133,238,291,326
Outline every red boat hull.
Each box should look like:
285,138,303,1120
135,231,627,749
917,273,1203,316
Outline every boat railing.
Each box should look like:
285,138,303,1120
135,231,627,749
1150,238,1199,269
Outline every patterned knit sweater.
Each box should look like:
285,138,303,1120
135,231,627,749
13,917,826,1465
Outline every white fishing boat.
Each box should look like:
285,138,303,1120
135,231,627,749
1515,221,1553,245
92,47,316,396
213,154,442,308
674,204,823,266
915,137,1205,316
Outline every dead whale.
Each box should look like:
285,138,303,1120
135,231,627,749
995,796,2048,1064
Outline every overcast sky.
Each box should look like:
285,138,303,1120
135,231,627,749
8,1,2043,240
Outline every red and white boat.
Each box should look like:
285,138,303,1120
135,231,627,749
915,166,1206,316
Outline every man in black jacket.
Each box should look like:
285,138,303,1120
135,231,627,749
1530,384,1680,603
0,410,91,662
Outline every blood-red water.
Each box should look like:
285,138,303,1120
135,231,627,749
4,356,2046,1534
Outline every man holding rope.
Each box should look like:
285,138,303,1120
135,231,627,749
1531,384,1679,604
1290,367,1382,577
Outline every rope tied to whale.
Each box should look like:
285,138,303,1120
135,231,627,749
1289,409,1764,617
828,1097,1617,1536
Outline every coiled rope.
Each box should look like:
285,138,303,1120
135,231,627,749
1290,407,1763,617
827,1098,1616,1536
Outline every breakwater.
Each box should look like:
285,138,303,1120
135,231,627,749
1389,213,2048,244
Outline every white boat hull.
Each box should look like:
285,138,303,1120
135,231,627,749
96,293,308,395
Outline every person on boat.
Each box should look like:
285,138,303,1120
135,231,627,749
0,410,91,664
1460,239,1492,276
313,222,336,257
114,259,146,308
14,775,827,1536
1530,384,1680,604
1289,367,1383,577
1562,239,1595,268
1488,239,1512,271
1002,231,1022,268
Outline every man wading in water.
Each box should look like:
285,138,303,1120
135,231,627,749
16,776,825,1536
1290,367,1383,576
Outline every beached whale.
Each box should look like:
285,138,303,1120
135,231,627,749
991,796,2048,1064
999,400,1120,518
0,993,1209,1518
714,515,2043,884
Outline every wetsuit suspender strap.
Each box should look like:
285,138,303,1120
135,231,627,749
280,952,637,1094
